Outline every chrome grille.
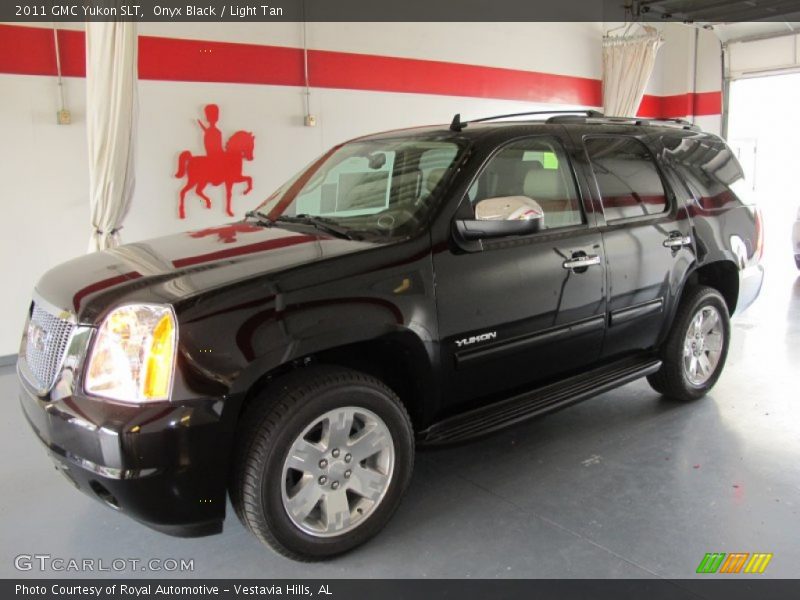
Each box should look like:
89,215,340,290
24,302,74,391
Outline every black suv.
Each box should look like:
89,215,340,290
18,111,764,560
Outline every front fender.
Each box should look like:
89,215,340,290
171,240,439,415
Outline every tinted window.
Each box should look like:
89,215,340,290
469,137,583,230
585,137,667,221
661,136,750,210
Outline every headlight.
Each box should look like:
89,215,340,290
85,304,177,403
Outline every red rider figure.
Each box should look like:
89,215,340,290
197,104,223,157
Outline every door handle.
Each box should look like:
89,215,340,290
562,254,601,270
663,232,692,249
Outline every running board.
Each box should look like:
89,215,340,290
420,356,662,445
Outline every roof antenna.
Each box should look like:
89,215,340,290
449,113,465,132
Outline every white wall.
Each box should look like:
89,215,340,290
0,73,89,352
655,23,722,134
0,21,718,354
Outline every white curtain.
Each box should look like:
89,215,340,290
602,26,663,118
86,22,138,252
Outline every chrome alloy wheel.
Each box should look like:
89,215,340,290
280,406,395,537
682,305,724,386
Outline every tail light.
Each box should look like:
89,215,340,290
754,208,764,262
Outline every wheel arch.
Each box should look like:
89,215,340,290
684,260,739,315
659,259,738,348
231,331,438,434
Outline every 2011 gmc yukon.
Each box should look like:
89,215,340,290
17,111,764,560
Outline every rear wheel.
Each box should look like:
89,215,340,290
647,286,730,401
230,366,414,560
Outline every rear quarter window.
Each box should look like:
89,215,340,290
661,136,751,210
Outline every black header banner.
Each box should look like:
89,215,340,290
3,0,799,23
5,0,607,22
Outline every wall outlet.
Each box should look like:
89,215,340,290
57,109,71,125
304,114,317,127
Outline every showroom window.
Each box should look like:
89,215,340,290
585,136,668,221
468,137,584,230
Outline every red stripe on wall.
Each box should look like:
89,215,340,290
637,95,664,118
693,91,723,115
638,91,721,118
0,24,720,117
139,34,306,86
0,24,84,76
309,49,601,105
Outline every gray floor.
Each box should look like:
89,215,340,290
2,254,798,580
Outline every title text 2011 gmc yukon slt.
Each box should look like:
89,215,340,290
18,111,763,560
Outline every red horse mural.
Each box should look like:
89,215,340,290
175,104,255,219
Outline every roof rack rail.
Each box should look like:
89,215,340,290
546,113,701,131
652,117,700,130
449,110,604,132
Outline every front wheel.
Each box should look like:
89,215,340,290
647,286,731,401
230,366,414,561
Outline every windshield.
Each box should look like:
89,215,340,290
254,137,466,239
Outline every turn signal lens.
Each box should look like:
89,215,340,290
142,313,175,400
85,304,178,403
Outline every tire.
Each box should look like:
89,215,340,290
647,285,731,402
795,255,800,270
230,366,414,561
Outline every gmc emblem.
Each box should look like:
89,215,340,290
27,322,49,354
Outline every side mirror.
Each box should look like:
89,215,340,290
455,196,544,241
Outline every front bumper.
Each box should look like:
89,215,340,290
17,364,235,537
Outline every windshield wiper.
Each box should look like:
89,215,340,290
244,210,274,227
274,215,355,240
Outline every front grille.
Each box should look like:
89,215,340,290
24,302,74,391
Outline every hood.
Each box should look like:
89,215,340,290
34,222,377,324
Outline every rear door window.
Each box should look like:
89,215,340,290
584,136,668,221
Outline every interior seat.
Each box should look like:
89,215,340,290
522,167,581,229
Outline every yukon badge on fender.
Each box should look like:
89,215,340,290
455,331,498,347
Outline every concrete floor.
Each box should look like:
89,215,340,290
2,251,798,579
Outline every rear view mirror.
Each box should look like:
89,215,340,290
455,196,544,241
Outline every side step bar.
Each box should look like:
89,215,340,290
419,356,662,445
